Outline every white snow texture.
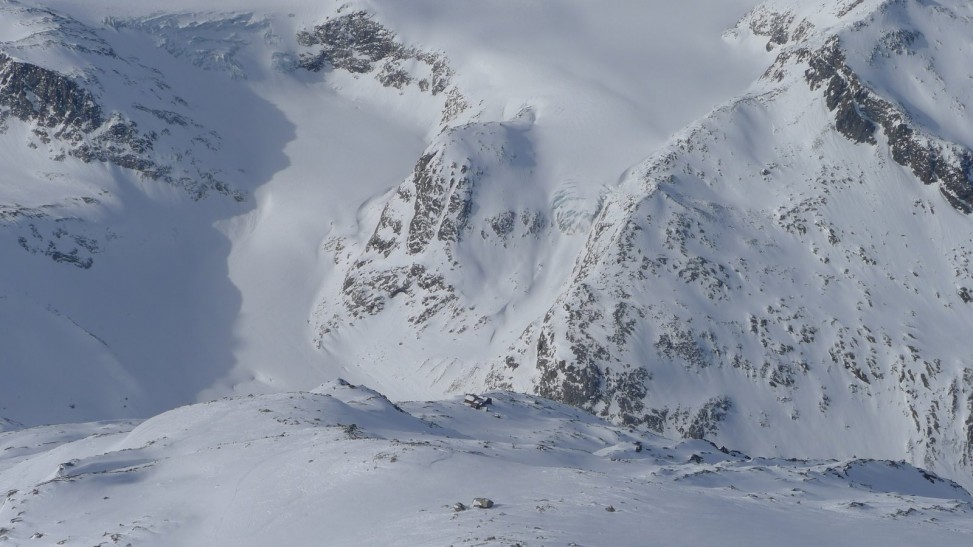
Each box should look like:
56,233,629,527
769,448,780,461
2,0,973,544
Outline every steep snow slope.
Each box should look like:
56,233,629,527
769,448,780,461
305,0,772,399
0,0,768,423
306,0,973,489
5,0,973,499
0,383,970,545
481,0,973,488
0,0,305,425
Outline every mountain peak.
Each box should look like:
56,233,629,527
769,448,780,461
4,0,973,522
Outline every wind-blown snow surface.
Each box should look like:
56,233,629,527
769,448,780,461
5,0,973,526
1,382,971,545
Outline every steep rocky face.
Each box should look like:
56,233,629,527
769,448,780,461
298,10,467,123
315,114,553,349
477,0,973,483
803,39,973,213
748,1,973,214
0,53,102,140
0,51,240,203
767,1,973,213
0,52,156,171
317,140,474,334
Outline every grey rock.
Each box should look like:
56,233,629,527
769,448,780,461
472,497,494,509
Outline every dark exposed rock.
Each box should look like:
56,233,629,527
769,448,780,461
959,288,973,304
654,321,713,370
603,368,649,426
471,497,494,509
15,220,100,270
535,326,604,408
683,397,732,440
805,38,973,214
488,211,516,241
746,8,814,51
298,11,467,125
750,12,795,51
298,11,401,74
338,423,368,439
337,261,460,327
837,0,866,18
318,120,551,340
0,53,102,141
876,29,922,57
133,104,195,128
0,54,241,201
298,11,459,102
406,152,475,254
964,369,973,466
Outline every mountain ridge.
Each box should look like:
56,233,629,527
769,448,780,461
2,0,973,495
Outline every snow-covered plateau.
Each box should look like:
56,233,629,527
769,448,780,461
3,380,973,545
2,0,973,543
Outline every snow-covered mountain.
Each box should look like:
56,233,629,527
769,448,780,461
308,0,973,490
0,0,767,423
483,0,973,485
3,0,973,537
2,381,972,545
